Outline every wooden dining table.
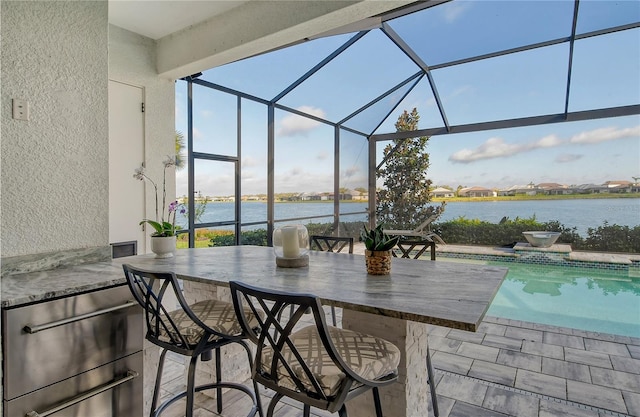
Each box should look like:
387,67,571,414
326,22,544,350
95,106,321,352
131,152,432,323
122,245,507,417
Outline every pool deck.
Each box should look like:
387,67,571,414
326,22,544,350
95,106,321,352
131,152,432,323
426,316,640,417
156,312,640,417
353,241,640,267
437,243,640,265
156,243,640,416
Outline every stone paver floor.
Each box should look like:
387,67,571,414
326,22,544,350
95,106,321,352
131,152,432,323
428,316,640,417
155,309,640,417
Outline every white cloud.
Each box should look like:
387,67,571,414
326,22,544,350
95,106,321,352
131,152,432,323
277,106,326,137
449,125,639,163
242,156,259,168
449,137,524,163
193,127,204,140
451,85,473,98
533,134,562,148
275,167,333,193
316,151,329,161
200,109,214,118
569,126,640,144
555,153,583,163
442,2,469,23
344,167,360,178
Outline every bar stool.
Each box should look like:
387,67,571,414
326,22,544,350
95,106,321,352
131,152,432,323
122,264,263,417
229,281,400,417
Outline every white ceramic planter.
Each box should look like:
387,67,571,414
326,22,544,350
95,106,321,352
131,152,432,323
150,235,177,258
522,231,561,248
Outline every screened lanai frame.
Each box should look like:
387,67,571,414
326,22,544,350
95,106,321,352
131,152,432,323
178,0,640,248
181,77,372,247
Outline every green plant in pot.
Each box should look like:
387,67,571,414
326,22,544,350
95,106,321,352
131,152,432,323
361,223,399,275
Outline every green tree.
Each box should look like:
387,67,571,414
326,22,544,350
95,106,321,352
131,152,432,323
175,130,186,170
376,108,444,229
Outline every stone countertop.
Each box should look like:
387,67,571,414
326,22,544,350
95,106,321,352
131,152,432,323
2,246,508,331
128,246,506,331
1,261,129,308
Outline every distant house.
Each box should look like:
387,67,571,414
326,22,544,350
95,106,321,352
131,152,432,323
498,184,537,196
537,183,571,195
459,186,494,198
431,187,455,198
604,180,632,193
351,190,368,201
336,189,353,200
574,183,608,194
299,192,321,201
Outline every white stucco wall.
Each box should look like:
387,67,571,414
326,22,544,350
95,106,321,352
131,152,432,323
108,25,176,250
1,1,109,257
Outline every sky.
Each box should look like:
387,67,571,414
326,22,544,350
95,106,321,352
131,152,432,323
174,0,640,198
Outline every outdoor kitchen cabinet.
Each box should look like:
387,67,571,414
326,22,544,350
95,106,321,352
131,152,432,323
2,284,143,417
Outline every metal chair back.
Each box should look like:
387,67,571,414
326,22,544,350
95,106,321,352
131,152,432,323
123,264,242,355
229,281,397,415
310,236,354,254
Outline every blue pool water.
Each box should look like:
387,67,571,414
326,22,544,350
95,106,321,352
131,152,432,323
480,262,640,338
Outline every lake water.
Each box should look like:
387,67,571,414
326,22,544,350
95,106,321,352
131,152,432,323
179,198,639,236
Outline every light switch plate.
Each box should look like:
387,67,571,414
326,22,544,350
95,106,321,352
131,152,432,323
12,98,29,121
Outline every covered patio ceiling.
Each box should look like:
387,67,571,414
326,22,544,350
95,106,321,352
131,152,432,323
194,0,640,140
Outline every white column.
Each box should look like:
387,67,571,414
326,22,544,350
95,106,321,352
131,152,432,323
342,310,430,417
182,280,253,394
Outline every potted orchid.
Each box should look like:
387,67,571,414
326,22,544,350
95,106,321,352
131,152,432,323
134,157,185,257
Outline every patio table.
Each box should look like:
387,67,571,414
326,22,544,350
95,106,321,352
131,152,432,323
123,245,507,417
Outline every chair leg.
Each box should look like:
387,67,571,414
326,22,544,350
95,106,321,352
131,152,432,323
186,355,199,417
266,393,284,417
303,404,311,417
372,387,384,417
426,346,439,417
216,347,223,413
150,348,168,417
338,404,348,417
240,341,264,417
331,305,337,326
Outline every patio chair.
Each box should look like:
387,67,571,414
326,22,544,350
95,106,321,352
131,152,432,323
229,281,400,417
384,212,446,245
392,238,436,260
122,264,263,417
309,235,354,325
310,235,354,254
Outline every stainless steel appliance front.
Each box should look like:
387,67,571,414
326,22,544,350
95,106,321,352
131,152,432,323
2,285,143,416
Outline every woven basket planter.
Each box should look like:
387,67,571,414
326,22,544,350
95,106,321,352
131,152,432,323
365,249,392,275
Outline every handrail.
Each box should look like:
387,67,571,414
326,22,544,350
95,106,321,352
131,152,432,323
25,370,139,417
23,300,138,334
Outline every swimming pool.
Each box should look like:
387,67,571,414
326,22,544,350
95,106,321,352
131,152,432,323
470,261,640,338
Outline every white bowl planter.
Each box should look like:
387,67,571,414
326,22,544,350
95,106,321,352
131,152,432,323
522,231,561,248
150,235,177,258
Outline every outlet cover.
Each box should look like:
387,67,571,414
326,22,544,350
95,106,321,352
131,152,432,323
12,98,29,121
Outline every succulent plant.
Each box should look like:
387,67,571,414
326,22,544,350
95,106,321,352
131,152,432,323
361,223,399,251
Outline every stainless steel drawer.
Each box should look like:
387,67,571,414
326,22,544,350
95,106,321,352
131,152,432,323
2,285,143,400
3,351,143,417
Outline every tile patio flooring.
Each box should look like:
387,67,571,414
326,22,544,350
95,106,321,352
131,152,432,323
155,310,640,417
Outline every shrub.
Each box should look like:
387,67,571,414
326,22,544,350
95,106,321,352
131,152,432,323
195,218,637,253
582,222,640,253
437,216,638,253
